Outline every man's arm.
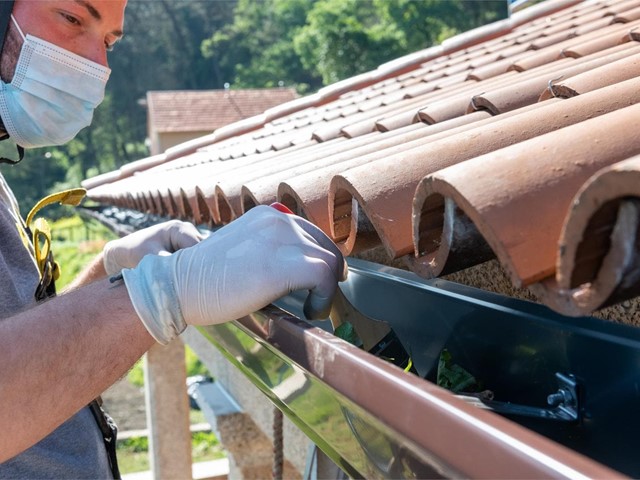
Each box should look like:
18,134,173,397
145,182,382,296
63,251,107,291
0,207,344,462
0,278,155,462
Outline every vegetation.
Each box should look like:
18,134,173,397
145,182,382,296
117,430,226,474
0,0,506,218
49,215,117,288
127,344,210,388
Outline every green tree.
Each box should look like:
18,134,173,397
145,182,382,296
376,0,507,51
202,0,321,93
294,0,507,85
293,0,407,85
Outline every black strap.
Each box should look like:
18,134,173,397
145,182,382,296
0,1,13,56
88,399,121,480
0,144,24,165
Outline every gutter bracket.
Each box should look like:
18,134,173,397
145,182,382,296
459,372,582,423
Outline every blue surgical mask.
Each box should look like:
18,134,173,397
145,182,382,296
0,15,110,148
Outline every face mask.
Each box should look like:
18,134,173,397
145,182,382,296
0,15,110,148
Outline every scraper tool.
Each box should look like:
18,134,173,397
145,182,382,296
270,202,416,373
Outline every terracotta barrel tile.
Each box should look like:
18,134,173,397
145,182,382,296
578,7,615,23
609,0,640,14
530,155,640,316
468,75,562,114
495,42,533,60
397,81,443,101
418,70,535,122
312,91,440,142
340,95,442,138
167,148,294,223
418,93,485,123
510,47,571,72
392,75,425,92
614,5,640,22
514,28,550,46
334,76,640,264
541,0,597,22
440,59,474,77
340,103,363,118
432,71,473,89
446,55,585,117
466,52,502,71
467,54,531,81
563,18,640,56
327,101,558,255
475,44,640,114
511,20,634,72
204,138,356,223
420,69,450,85
379,79,408,96
240,124,464,221
539,17,581,37
412,102,640,289
574,16,616,36
530,28,579,50
374,109,421,132
541,51,640,99
278,113,492,234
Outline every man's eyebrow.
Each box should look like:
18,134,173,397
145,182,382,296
74,0,101,20
74,0,124,38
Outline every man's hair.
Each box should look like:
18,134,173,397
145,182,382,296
0,2,15,56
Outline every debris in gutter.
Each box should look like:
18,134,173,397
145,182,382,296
437,349,481,393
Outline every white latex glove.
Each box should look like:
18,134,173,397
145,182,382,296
103,220,204,276
121,205,346,344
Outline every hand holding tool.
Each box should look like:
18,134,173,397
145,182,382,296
121,205,345,344
270,203,416,373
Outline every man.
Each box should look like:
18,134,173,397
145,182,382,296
0,1,345,477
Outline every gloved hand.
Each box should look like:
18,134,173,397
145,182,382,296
103,220,204,276
121,205,346,344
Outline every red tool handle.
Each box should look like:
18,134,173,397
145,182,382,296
270,202,294,215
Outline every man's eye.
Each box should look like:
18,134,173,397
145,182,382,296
61,13,81,26
105,42,115,52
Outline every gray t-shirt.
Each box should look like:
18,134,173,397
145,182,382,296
0,173,113,479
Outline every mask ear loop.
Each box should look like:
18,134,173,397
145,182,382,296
9,14,24,41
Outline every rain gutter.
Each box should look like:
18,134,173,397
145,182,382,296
87,207,636,477
190,258,635,478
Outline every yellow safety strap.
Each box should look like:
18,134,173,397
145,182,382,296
26,188,86,282
26,188,87,226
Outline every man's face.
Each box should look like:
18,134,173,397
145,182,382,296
0,0,127,83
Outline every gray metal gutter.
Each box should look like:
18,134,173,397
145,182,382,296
194,258,634,478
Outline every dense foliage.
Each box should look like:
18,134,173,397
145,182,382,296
0,0,506,217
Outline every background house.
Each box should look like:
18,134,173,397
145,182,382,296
145,88,299,155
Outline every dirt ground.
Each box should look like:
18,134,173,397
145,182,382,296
101,377,148,432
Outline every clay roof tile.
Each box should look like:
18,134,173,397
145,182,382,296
85,0,640,323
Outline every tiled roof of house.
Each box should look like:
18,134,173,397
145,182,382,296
84,0,640,318
146,88,299,133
